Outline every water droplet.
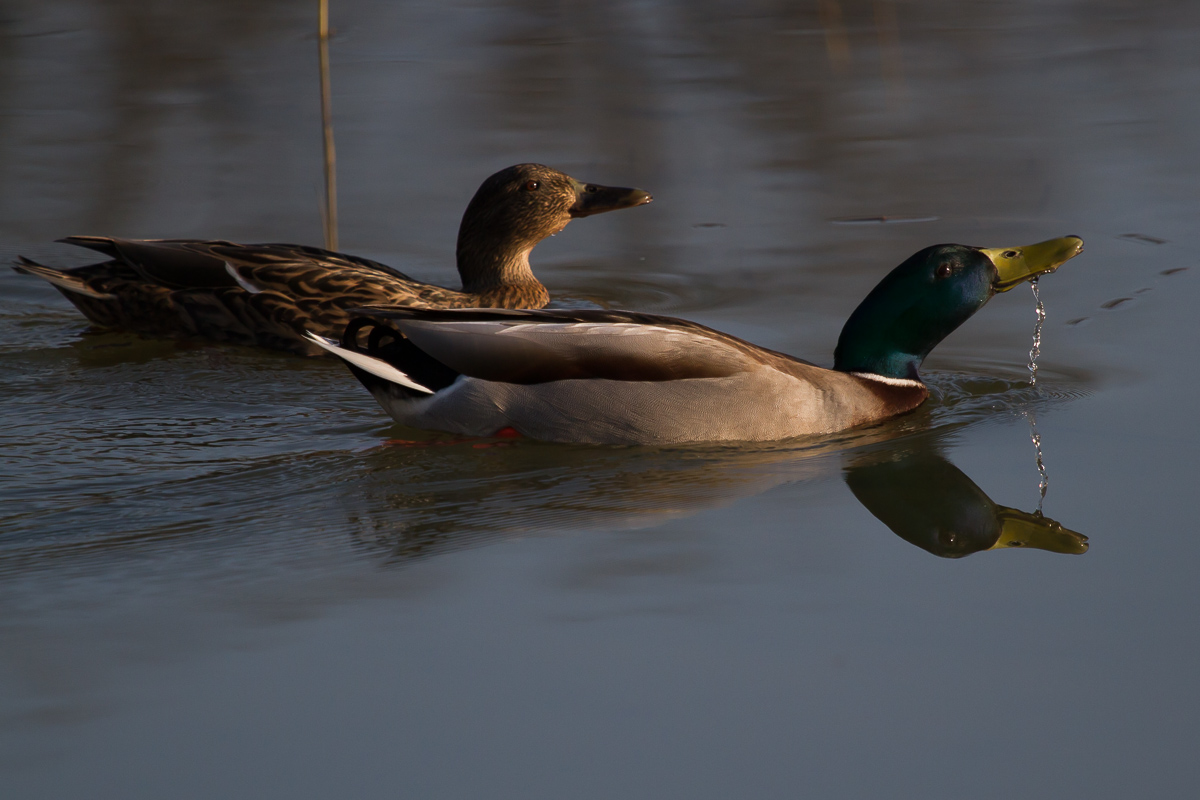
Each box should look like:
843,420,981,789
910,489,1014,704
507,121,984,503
1028,278,1045,388
1027,410,1049,512
1027,279,1048,512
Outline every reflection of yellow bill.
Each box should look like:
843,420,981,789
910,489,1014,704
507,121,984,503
980,236,1085,292
990,507,1089,554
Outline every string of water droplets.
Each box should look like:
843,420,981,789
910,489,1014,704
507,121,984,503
1028,277,1046,387
1026,278,1048,511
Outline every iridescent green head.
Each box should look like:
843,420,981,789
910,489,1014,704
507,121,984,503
833,237,1083,380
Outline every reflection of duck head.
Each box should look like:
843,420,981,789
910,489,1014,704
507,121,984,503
844,449,1088,558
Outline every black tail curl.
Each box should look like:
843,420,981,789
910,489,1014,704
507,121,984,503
340,317,460,393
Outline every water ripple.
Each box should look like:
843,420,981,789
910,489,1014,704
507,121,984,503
0,284,1097,589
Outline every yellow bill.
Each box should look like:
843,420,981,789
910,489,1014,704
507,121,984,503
980,236,1085,292
988,507,1089,554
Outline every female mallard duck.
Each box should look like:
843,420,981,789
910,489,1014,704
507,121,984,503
307,236,1083,444
12,164,651,355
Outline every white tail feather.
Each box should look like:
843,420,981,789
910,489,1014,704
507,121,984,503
304,332,434,395
225,262,263,294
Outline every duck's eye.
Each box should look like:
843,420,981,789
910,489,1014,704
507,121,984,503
935,262,954,279
585,184,598,194
523,180,540,191
1002,250,1019,259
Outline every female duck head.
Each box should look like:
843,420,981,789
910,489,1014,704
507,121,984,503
833,236,1083,381
455,163,652,294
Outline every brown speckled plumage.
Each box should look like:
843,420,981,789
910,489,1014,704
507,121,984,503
14,164,651,356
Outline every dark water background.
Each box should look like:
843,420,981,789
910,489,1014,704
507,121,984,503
1,2,1198,797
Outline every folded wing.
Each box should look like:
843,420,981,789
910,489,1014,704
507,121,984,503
61,236,416,293
352,307,806,384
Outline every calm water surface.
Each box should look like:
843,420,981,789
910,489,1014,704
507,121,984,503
1,2,1198,798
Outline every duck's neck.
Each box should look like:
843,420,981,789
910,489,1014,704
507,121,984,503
836,350,925,383
832,292,939,383
455,212,550,298
833,310,926,382
847,370,929,414
456,242,541,294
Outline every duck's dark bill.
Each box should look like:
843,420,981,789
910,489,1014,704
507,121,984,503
990,507,1089,554
568,182,653,217
981,236,1085,292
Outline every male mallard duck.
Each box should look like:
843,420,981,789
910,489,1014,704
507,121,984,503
12,164,652,355
308,236,1083,444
